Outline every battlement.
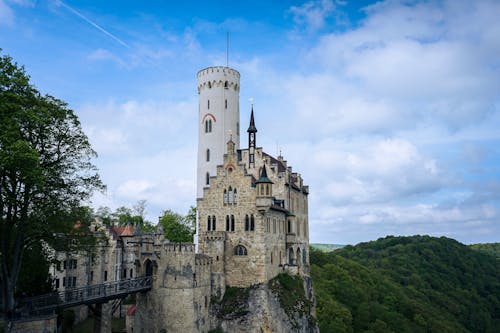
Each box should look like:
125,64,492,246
195,254,212,266
197,66,240,92
163,243,195,252
201,231,226,241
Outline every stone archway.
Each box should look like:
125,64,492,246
145,259,153,277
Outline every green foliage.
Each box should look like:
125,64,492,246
470,243,500,259
16,241,52,297
159,208,195,242
218,286,250,318
0,52,103,315
269,273,315,328
311,235,500,333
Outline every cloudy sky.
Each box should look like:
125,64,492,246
1,0,499,245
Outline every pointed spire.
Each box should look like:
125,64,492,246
256,164,273,184
247,106,257,133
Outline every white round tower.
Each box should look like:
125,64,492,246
196,66,240,199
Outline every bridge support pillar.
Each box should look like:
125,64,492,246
93,302,112,333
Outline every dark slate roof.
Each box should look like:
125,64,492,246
247,107,257,133
262,152,286,173
255,165,273,184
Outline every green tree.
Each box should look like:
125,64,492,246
159,209,193,242
0,54,104,318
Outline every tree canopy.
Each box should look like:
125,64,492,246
311,235,500,333
0,53,104,317
159,207,196,242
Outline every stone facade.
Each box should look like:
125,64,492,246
197,115,310,294
48,65,314,333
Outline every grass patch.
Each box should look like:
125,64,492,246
217,286,250,319
269,273,315,328
208,327,225,333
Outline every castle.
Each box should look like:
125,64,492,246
50,65,312,333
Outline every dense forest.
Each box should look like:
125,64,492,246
310,235,500,333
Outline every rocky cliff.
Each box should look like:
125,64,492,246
210,273,319,333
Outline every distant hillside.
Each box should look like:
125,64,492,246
310,243,345,252
469,242,500,259
310,235,500,333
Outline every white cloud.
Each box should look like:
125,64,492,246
0,0,15,26
289,0,336,31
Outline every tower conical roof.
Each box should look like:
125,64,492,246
247,106,257,133
255,164,273,184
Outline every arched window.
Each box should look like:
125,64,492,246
289,248,295,265
223,189,228,204
212,216,216,230
233,189,238,203
209,119,212,132
245,215,249,231
206,149,210,162
206,172,210,185
207,216,211,231
231,215,235,231
302,249,307,265
250,215,255,231
233,245,247,256
228,186,233,204
205,120,209,133
224,81,228,88
226,215,230,231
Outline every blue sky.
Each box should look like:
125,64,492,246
1,0,499,245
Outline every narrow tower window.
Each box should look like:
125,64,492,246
223,189,228,204
212,216,216,230
207,99,210,109
206,172,210,185
206,149,210,162
245,215,249,231
226,216,230,231
225,99,228,109
233,189,238,203
228,186,233,204
231,215,235,231
250,215,255,231
207,216,211,231
224,81,228,88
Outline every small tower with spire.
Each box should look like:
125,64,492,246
247,106,257,167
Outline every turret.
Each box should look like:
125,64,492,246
196,66,240,199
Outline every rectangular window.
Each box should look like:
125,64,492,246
63,260,67,270
55,278,60,289
73,277,76,288
63,277,66,287
104,270,108,282
90,271,94,283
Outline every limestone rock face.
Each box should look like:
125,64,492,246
211,277,319,333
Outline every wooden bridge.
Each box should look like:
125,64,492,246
16,276,152,318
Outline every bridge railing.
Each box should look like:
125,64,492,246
15,276,152,318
